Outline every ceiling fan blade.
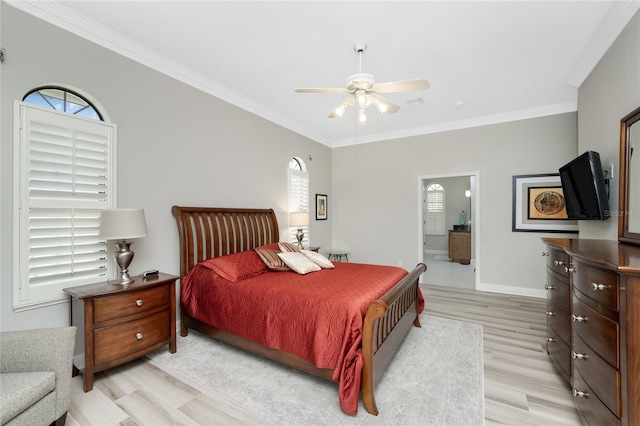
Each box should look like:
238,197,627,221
295,88,350,94
372,78,430,93
369,93,400,114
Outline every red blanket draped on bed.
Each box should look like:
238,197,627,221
180,253,424,415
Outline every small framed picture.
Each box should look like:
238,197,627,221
316,194,327,220
512,174,578,233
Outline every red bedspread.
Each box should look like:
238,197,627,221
181,254,424,415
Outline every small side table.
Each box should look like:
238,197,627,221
328,250,350,262
63,273,177,391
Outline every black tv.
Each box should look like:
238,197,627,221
558,151,610,220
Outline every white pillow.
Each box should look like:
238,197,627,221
277,252,321,274
301,250,335,269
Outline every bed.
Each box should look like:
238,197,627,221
172,206,427,415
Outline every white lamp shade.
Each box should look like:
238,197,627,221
99,208,148,240
289,212,309,227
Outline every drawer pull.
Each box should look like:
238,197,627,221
544,285,555,290
571,314,588,323
573,389,589,398
591,282,610,291
136,299,143,307
545,311,555,316
545,337,555,343
565,266,576,273
571,351,588,360
542,251,549,257
136,332,143,340
554,260,566,266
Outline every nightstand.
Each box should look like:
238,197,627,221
63,273,177,391
306,246,321,252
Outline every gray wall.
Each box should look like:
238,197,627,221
578,9,640,240
0,5,332,330
332,113,578,296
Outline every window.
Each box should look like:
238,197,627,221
14,87,115,310
424,183,445,236
288,157,309,246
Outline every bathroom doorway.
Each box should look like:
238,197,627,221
418,172,479,289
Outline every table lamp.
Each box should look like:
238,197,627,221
289,212,309,248
99,208,148,284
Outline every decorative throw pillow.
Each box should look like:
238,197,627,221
255,248,290,271
277,251,321,274
301,250,335,269
199,251,268,282
279,242,301,252
254,242,281,251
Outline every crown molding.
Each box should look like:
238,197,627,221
565,0,640,88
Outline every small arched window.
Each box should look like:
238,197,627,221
425,183,445,235
288,157,309,246
23,86,103,121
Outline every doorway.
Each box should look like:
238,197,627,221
418,172,479,289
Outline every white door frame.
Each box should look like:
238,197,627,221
418,171,480,289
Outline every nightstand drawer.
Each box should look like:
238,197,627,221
573,263,619,311
94,310,170,365
93,286,170,323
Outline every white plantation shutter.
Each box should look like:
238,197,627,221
425,184,445,236
288,167,309,245
14,102,116,309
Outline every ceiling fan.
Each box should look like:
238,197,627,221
295,42,430,123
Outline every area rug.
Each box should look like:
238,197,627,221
147,315,484,425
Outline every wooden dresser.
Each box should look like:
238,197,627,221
448,230,471,264
542,238,640,426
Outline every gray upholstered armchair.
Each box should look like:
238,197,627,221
0,327,77,426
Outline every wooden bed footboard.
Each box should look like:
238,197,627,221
361,262,427,415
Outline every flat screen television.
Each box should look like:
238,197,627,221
558,150,610,220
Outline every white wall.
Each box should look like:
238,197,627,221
578,9,640,240
0,5,332,330
332,113,578,296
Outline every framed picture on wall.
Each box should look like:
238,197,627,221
316,194,327,220
512,174,578,232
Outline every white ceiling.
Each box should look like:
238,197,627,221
9,1,640,147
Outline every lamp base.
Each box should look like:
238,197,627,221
110,240,135,285
296,228,304,248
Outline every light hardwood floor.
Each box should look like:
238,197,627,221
65,284,581,425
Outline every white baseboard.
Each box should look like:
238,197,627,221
476,282,545,299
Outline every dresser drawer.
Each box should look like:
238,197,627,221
94,310,170,365
93,285,170,324
572,369,620,426
572,294,619,368
545,274,570,313
547,327,571,380
573,263,619,311
546,247,570,278
572,333,621,416
546,299,571,345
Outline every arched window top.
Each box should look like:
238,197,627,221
289,157,307,172
426,183,444,191
23,86,103,121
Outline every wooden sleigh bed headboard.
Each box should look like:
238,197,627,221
172,206,279,278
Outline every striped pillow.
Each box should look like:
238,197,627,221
255,248,290,271
279,242,301,252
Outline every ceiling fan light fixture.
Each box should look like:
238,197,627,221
358,108,367,124
375,100,388,114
